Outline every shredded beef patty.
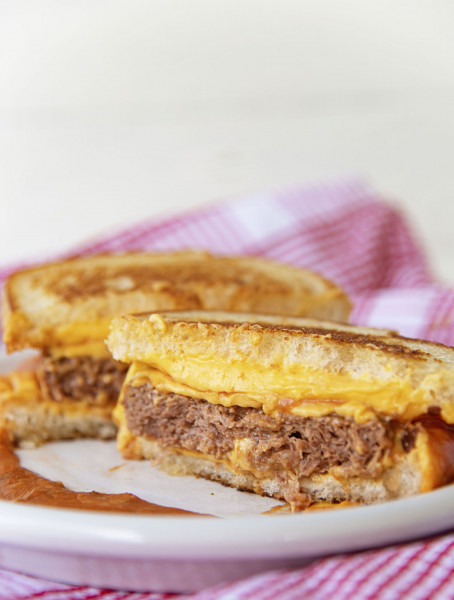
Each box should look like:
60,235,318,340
39,356,129,406
122,384,410,481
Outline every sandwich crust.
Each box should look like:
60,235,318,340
2,251,351,352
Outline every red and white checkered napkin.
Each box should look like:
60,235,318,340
1,178,454,600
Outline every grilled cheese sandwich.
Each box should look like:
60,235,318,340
107,311,454,510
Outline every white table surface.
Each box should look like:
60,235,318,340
1,0,453,283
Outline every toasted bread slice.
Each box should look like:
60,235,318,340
115,430,453,508
2,251,351,353
107,311,454,423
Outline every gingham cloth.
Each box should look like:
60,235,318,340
1,178,454,600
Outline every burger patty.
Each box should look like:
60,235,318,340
122,384,417,481
39,356,129,406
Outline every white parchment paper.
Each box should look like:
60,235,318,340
17,439,282,517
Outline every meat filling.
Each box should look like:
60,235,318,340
123,384,419,506
39,356,129,406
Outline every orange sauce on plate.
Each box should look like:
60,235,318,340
0,433,200,515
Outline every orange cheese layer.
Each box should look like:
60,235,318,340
45,319,112,358
124,361,454,424
49,340,111,359
52,319,112,346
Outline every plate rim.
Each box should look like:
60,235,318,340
0,484,453,560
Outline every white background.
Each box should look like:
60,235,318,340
1,1,453,282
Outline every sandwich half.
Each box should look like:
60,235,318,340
1,251,351,446
107,311,454,510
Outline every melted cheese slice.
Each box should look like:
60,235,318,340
124,361,454,423
52,319,112,345
49,340,111,359
44,319,113,358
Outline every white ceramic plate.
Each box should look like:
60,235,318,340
1,353,454,593
1,487,454,592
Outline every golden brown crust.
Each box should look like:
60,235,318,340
2,251,351,352
3,251,343,303
111,310,441,362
